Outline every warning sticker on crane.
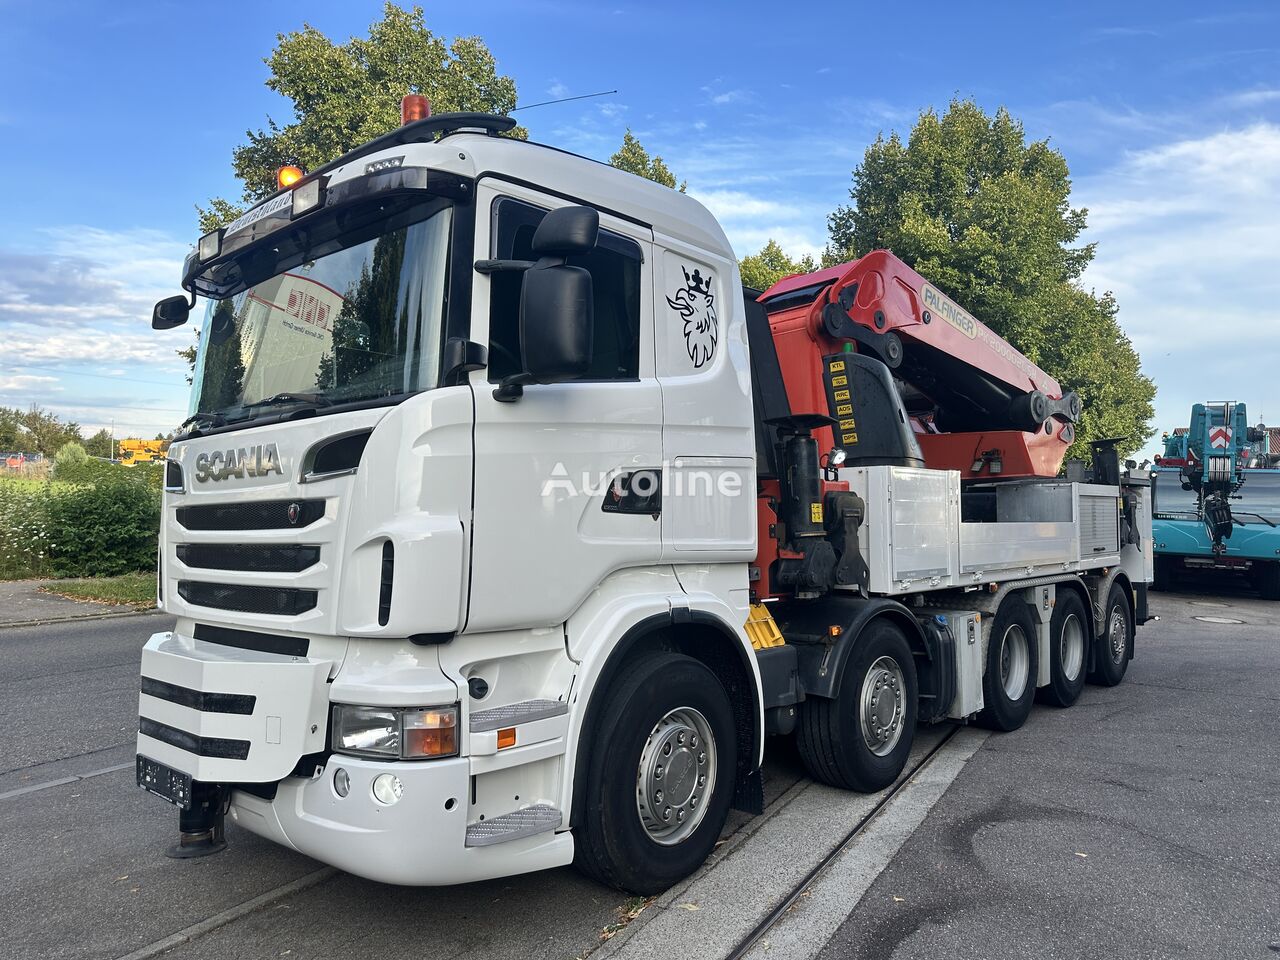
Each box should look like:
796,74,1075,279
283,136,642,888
1209,426,1233,449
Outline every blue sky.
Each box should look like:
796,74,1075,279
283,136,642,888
1,1,1278,458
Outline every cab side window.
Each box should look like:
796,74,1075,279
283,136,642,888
487,197,642,383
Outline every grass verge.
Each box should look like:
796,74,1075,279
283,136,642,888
38,571,156,606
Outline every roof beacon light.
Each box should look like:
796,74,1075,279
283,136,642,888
402,94,431,126
277,165,305,189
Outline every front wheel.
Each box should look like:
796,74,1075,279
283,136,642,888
1089,582,1132,686
796,621,918,792
573,652,736,895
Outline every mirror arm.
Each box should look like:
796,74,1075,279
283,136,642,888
474,258,535,275
493,372,535,403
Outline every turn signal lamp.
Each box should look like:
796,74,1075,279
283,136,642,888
277,164,305,189
403,707,458,758
402,93,431,125
497,727,517,750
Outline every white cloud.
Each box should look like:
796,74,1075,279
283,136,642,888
1077,123,1280,456
0,226,194,437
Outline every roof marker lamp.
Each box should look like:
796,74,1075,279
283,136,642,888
197,228,223,263
291,176,326,219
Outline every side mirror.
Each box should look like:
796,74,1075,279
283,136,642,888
152,295,190,330
520,264,593,384
532,205,599,256
493,206,598,402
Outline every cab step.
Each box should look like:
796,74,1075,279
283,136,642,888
465,804,562,847
469,699,567,732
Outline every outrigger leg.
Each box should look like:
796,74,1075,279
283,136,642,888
166,783,229,859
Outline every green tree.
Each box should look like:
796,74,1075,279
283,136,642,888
609,130,686,192
177,332,200,385
0,407,24,450
828,98,1154,458
739,239,817,292
21,406,82,458
82,429,114,459
200,3,526,232
53,441,89,477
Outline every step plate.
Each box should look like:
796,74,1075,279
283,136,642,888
465,804,562,847
470,699,568,732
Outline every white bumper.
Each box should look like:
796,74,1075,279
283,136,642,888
229,756,573,885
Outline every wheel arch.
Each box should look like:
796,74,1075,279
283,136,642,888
566,609,764,829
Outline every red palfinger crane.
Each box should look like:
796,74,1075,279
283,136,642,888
759,250,1081,481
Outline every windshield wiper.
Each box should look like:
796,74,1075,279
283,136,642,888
238,392,334,413
177,411,226,433
1232,511,1277,528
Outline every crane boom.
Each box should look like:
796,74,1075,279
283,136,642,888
760,250,1080,479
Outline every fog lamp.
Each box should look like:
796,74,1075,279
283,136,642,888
372,773,403,806
333,767,350,797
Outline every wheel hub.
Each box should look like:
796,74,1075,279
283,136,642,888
1109,609,1126,663
636,707,715,845
1060,613,1084,681
860,656,905,757
999,624,1030,699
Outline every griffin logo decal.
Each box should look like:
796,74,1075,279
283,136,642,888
667,267,717,369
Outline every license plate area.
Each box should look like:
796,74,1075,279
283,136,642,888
137,755,192,809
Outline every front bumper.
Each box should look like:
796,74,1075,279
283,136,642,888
229,756,573,885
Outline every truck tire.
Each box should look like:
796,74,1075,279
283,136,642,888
1256,562,1280,601
573,652,736,895
1037,590,1089,708
976,599,1039,731
1088,582,1132,687
796,620,917,792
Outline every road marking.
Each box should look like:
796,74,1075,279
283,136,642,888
0,761,134,801
114,867,339,960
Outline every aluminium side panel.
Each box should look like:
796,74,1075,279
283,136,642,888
843,466,959,595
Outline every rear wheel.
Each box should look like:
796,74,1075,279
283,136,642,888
797,620,918,792
1089,582,1132,686
1037,590,1089,708
573,652,736,895
977,598,1039,731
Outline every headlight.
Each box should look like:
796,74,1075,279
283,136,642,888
332,704,459,759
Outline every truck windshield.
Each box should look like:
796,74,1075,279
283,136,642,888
1153,469,1199,519
1238,470,1280,523
189,205,452,422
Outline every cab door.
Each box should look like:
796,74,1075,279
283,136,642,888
464,181,664,633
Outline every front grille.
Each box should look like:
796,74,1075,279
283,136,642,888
176,543,321,572
178,581,318,616
176,499,325,531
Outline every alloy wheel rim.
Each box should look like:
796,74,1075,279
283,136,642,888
859,656,906,757
999,624,1030,699
1060,613,1085,681
636,707,715,845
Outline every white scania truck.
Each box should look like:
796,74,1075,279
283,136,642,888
138,104,1152,894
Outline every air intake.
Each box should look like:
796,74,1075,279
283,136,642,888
378,541,394,626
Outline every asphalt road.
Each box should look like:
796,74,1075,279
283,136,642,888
4,583,1275,960
0,612,813,960
820,584,1280,960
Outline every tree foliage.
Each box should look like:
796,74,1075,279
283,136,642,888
200,3,526,232
609,130,686,192
739,239,816,292
0,406,84,458
828,98,1154,458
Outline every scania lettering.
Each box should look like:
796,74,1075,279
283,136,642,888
137,100,1152,894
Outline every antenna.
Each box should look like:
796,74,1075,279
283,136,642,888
511,89,619,112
